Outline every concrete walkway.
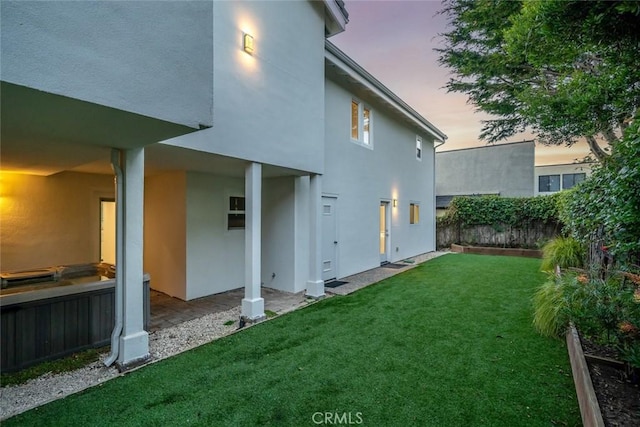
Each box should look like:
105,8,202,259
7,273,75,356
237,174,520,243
149,251,449,330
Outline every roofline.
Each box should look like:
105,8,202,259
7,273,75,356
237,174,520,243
535,161,595,168
323,0,349,37
436,140,534,154
325,40,447,143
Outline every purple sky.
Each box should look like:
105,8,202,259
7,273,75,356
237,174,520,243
330,0,591,165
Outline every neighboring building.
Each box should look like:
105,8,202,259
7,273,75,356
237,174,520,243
1,1,445,369
535,163,592,195
435,141,535,212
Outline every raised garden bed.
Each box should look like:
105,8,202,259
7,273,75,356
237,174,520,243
566,325,640,427
450,243,542,258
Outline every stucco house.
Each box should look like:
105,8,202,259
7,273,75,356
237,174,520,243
1,1,445,371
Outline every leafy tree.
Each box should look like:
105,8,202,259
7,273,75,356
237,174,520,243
560,120,640,266
437,0,640,161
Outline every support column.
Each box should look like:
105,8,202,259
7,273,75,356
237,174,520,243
306,174,324,298
242,162,265,320
118,147,150,369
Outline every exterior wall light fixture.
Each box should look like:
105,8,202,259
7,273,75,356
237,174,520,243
393,199,397,208
243,33,254,54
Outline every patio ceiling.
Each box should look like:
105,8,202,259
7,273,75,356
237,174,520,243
1,82,311,179
0,82,199,176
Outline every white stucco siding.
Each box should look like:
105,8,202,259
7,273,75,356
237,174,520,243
323,80,436,279
534,163,592,195
1,1,213,128
0,172,114,271
185,173,245,300
261,177,297,292
165,0,325,174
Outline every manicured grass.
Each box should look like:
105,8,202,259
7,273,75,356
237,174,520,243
5,254,580,426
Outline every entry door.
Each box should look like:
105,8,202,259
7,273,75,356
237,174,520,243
322,196,338,281
380,202,390,264
100,200,116,265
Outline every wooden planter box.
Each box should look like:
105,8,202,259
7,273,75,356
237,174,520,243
450,243,542,258
566,325,605,427
1,276,149,373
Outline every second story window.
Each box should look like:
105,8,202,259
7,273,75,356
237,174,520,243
562,173,586,190
416,136,422,160
539,175,560,192
351,99,372,147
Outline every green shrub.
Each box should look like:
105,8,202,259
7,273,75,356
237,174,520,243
439,193,562,227
540,237,585,271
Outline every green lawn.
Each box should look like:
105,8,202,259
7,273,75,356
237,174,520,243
5,254,580,426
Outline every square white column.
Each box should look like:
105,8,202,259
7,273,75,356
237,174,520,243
306,174,324,298
242,162,265,320
118,147,150,368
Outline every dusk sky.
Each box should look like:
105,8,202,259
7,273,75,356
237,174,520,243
331,0,592,165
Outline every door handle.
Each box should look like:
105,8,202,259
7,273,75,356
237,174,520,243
334,241,338,244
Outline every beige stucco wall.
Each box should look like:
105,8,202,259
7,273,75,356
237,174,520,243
0,171,114,271
144,172,187,299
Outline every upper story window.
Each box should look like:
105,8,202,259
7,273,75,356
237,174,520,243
416,136,422,160
562,173,586,190
538,175,560,193
351,99,372,147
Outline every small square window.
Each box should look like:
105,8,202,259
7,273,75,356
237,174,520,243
410,203,420,224
228,196,245,230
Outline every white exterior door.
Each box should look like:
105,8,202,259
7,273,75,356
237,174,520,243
380,202,390,264
322,196,338,281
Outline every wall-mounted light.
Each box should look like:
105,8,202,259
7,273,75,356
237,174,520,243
393,199,397,208
243,33,254,55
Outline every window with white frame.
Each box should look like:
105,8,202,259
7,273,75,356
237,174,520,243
409,203,420,224
227,196,245,230
562,173,586,190
538,175,560,192
351,99,372,146
416,136,422,160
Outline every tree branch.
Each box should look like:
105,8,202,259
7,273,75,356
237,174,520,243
585,135,608,162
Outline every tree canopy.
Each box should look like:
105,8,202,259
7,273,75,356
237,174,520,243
437,0,640,160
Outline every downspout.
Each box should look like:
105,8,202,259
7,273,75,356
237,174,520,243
105,149,124,367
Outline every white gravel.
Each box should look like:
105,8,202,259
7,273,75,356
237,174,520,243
0,306,242,420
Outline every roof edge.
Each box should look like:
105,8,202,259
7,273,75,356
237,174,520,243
325,40,447,143
323,0,349,37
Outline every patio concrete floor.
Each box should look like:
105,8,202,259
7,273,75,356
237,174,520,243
149,251,448,332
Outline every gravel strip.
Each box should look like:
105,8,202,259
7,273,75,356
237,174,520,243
1,306,242,420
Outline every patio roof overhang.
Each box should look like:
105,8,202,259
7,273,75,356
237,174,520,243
0,81,200,176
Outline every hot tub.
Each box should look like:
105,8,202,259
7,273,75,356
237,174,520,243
0,263,149,373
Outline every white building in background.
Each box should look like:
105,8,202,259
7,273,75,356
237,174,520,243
1,1,445,369
534,163,593,195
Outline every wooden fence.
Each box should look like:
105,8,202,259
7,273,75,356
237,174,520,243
437,220,561,249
